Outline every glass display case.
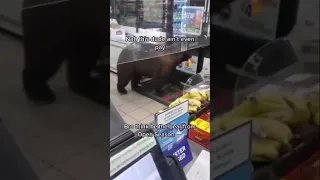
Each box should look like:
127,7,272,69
109,0,210,73
211,38,319,180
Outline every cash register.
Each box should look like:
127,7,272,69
110,129,187,180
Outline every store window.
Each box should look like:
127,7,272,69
110,0,210,73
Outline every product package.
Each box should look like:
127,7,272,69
189,111,210,149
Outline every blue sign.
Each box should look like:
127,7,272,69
164,137,193,167
217,162,253,180
155,100,193,167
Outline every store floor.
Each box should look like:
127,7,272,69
110,73,166,125
0,33,166,180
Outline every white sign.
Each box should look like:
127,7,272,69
211,121,252,179
110,137,157,177
156,100,189,125
212,0,281,40
200,57,210,82
110,28,125,41
186,150,210,180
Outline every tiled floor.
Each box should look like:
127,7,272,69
110,73,166,125
0,33,164,179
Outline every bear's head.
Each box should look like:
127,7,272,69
173,53,192,66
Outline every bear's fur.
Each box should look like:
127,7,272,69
117,47,191,95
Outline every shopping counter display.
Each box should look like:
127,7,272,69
210,39,319,180
110,96,211,180
109,25,210,73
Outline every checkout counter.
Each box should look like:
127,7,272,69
110,100,207,179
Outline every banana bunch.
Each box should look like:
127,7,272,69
168,97,202,113
230,94,290,117
188,99,202,113
220,116,293,146
251,136,281,162
168,98,188,108
168,89,210,114
185,90,209,101
281,93,311,126
231,93,312,127
210,91,319,163
206,90,210,101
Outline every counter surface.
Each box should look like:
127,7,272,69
110,100,206,175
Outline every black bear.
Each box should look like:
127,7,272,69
117,45,191,95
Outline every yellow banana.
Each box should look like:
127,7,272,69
178,97,189,104
251,136,281,162
221,116,293,146
206,92,210,101
169,100,180,108
254,118,293,146
181,93,191,99
188,105,199,113
231,94,291,117
187,91,202,101
198,91,208,101
257,110,296,126
211,113,233,137
157,109,165,114
281,93,311,126
189,99,202,108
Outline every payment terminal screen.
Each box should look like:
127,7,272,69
114,153,161,180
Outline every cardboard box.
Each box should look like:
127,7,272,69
189,117,210,149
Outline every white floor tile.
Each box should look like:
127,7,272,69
122,115,138,125
117,102,140,114
141,101,166,114
127,108,151,121
141,115,156,124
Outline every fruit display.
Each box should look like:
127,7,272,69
211,91,319,163
168,88,210,114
